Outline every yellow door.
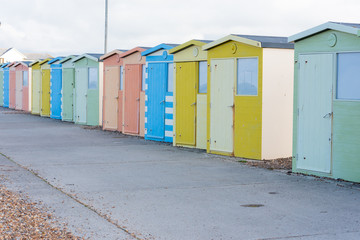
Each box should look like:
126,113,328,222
210,59,234,154
175,62,197,145
41,69,51,116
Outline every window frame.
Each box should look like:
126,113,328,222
336,52,360,101
88,67,98,90
235,57,259,97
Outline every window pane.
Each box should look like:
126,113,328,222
199,61,207,93
88,68,98,89
120,66,123,90
142,65,146,91
23,71,28,86
337,53,360,100
167,63,173,92
237,58,258,96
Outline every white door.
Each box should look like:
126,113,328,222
297,54,333,173
75,68,87,124
210,59,234,153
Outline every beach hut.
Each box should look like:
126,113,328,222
72,53,103,126
288,22,360,182
59,55,77,122
49,57,64,119
39,59,52,117
141,43,178,142
202,34,294,159
2,63,10,108
118,47,149,136
9,62,16,109
100,49,126,131
169,40,212,149
14,61,31,112
0,64,5,106
30,60,43,115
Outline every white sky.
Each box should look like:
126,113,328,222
0,0,359,56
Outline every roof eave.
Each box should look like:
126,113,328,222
72,54,99,63
141,44,174,56
289,22,360,42
100,50,124,60
202,35,260,51
169,40,206,54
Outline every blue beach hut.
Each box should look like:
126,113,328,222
49,57,64,119
141,43,178,142
2,63,10,108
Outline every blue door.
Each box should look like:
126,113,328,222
146,63,167,140
3,69,9,108
50,68,62,119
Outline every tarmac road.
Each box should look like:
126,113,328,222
1,107,360,240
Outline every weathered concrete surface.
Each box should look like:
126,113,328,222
0,106,360,240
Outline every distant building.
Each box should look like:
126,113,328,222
0,47,53,63
0,48,27,63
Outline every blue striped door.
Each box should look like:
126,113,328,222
50,68,62,119
146,63,166,140
3,69,9,108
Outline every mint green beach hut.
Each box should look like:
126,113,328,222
289,22,360,183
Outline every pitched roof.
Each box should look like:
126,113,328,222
169,39,213,54
118,47,151,59
203,34,293,50
25,53,53,61
288,21,360,42
141,43,179,56
14,61,32,67
72,53,103,63
59,55,78,64
48,57,64,64
100,49,127,60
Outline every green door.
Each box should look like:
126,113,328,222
62,68,75,121
210,59,234,153
297,54,333,173
75,68,87,124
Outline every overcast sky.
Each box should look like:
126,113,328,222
1,0,359,56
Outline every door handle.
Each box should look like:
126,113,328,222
190,102,196,106
136,98,140,101
160,100,165,104
227,104,234,108
115,96,119,99
323,112,332,118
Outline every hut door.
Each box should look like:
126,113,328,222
210,59,234,153
297,54,333,173
15,71,23,110
104,66,119,130
62,68,75,121
175,62,197,145
51,68,62,118
41,70,51,116
147,63,166,140
124,64,141,134
75,68,87,124
32,70,41,114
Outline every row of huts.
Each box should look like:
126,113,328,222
1,22,360,183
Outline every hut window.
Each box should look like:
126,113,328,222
167,63,174,92
337,53,360,100
120,66,124,90
22,71,28,86
199,61,207,93
88,68,98,89
141,65,146,91
236,58,258,96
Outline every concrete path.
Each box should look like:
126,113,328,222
1,106,360,240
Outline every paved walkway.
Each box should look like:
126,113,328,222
1,107,360,240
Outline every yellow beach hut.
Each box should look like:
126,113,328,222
169,40,212,149
39,58,52,117
202,35,294,160
30,60,42,115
